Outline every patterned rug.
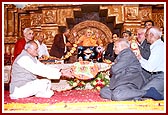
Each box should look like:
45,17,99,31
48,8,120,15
3,89,165,113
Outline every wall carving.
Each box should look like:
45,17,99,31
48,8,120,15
44,31,55,44
3,4,164,65
104,5,124,23
139,7,152,21
20,15,31,37
41,24,58,45
152,13,164,28
31,13,43,26
43,10,56,24
125,6,139,20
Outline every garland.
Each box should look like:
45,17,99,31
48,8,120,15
61,44,78,60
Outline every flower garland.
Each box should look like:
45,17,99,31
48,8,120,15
68,72,110,90
61,44,78,60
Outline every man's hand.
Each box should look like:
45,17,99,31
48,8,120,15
60,68,75,79
136,53,142,60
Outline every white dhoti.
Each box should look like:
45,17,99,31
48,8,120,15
10,79,54,99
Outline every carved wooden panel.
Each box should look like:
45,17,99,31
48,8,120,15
123,24,141,36
31,27,42,40
152,13,164,28
41,24,59,45
4,37,17,43
4,4,18,43
69,20,112,47
30,13,43,27
43,10,56,24
20,15,31,37
7,10,14,36
106,5,124,23
14,12,19,36
125,6,139,20
56,8,74,26
4,44,15,55
4,43,15,65
139,7,152,21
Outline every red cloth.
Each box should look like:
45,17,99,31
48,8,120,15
13,38,26,61
4,89,110,104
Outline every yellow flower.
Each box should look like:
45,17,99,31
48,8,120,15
73,44,77,47
97,77,101,81
73,82,78,87
70,50,74,54
102,81,105,85
96,86,101,90
72,47,76,51
67,52,72,56
81,81,85,85
92,81,97,86
65,55,69,58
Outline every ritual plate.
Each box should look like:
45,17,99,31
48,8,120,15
71,61,99,80
39,59,64,64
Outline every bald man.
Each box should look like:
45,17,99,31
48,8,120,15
100,38,145,101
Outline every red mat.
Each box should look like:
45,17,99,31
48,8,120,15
4,89,110,104
3,89,165,112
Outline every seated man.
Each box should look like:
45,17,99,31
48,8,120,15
76,29,102,47
100,38,163,101
9,40,74,99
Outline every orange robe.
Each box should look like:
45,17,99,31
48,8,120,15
77,35,102,46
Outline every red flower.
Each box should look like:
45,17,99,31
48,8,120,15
95,79,105,88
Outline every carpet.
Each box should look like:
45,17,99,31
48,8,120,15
3,89,165,113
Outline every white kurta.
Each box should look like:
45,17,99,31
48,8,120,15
35,40,50,58
17,56,61,79
10,52,62,99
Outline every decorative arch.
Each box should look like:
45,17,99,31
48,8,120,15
69,20,112,47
